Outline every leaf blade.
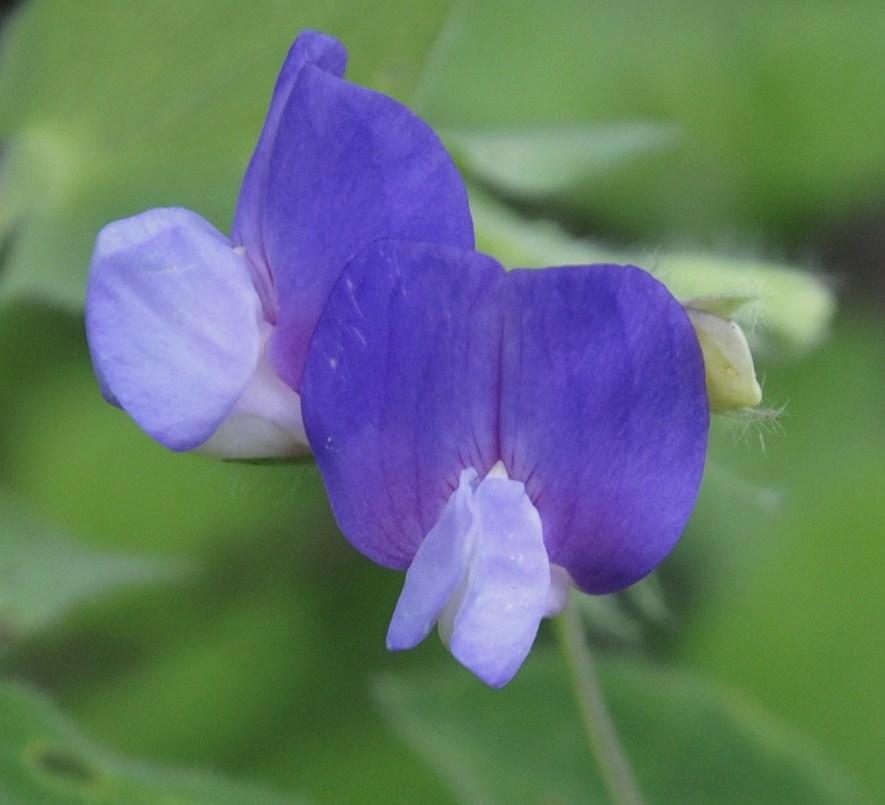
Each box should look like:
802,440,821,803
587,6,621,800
0,491,186,644
0,680,303,804
374,652,872,805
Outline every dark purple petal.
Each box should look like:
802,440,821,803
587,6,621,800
232,31,347,313
500,265,709,594
86,208,262,451
261,63,474,391
302,241,501,567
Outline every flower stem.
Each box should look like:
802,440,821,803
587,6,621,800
554,596,646,805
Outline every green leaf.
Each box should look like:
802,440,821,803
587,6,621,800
0,680,302,804
644,254,835,357
415,0,885,241
0,0,457,309
0,491,186,644
677,312,885,800
374,652,872,805
444,122,678,197
471,191,836,354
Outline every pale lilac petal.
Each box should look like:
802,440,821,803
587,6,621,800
501,264,709,594
262,64,475,390
386,469,477,650
302,241,502,567
86,208,262,451
447,473,550,688
545,565,572,617
232,31,347,314
195,323,308,457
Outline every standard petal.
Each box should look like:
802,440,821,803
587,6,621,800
86,208,262,451
448,473,550,688
232,31,347,312
261,62,475,390
387,469,477,651
302,241,502,567
500,265,709,594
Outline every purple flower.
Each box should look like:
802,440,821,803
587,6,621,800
302,241,709,687
86,31,473,458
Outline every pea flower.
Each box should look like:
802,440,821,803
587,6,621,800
85,31,473,458
302,241,710,687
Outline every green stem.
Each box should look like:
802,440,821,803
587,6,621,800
554,596,647,805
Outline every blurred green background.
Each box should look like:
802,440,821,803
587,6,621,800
0,1,882,803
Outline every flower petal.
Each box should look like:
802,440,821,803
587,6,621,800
386,468,478,651
447,473,550,688
500,265,709,594
232,31,347,314
302,241,502,567
261,62,475,390
195,323,308,458
86,208,262,451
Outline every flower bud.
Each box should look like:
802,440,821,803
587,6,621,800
686,301,762,411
